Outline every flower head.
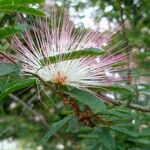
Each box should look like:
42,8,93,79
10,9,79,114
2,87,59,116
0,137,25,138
11,10,129,90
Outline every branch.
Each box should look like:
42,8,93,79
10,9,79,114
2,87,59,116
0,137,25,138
60,93,94,127
97,94,150,113
9,93,49,127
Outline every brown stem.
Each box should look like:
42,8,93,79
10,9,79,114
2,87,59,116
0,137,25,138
60,93,94,127
97,94,150,113
37,77,150,113
9,93,49,127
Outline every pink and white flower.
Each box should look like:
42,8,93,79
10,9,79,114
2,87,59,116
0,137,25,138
11,10,129,89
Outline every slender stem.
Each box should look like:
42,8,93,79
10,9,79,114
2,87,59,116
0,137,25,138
97,94,150,113
35,75,150,113
9,93,49,127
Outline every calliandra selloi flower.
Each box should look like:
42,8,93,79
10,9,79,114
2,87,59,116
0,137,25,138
11,10,129,90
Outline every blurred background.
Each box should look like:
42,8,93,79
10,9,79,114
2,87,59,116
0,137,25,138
0,0,150,149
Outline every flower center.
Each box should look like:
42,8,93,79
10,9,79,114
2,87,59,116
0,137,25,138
53,71,67,84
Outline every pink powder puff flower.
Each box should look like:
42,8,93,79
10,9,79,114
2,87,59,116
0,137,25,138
11,10,129,90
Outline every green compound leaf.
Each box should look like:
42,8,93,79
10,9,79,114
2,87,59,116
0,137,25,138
136,52,150,59
111,126,139,137
0,5,45,16
0,0,44,6
127,137,150,145
0,26,19,39
0,79,36,103
40,115,72,145
40,48,105,65
92,85,135,96
62,86,106,114
99,128,116,150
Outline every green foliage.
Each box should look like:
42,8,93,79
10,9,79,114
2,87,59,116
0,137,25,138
40,115,72,145
0,63,17,76
0,26,19,39
92,85,135,96
0,0,45,39
63,86,106,113
41,48,105,65
0,79,36,102
0,0,150,149
0,0,44,6
0,5,45,16
98,128,116,150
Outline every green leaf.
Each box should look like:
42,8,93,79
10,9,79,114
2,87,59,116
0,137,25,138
0,75,10,91
138,84,150,92
0,39,10,51
0,5,45,16
128,138,150,145
139,61,150,70
106,106,133,119
63,86,106,114
78,134,99,139
111,126,139,137
0,0,44,6
0,63,18,77
66,117,78,133
0,79,36,102
92,85,135,95
99,128,116,150
140,128,150,138
112,61,128,67
40,48,105,65
0,26,19,39
136,52,150,59
40,115,72,144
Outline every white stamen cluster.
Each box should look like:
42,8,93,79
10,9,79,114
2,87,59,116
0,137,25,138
12,11,128,89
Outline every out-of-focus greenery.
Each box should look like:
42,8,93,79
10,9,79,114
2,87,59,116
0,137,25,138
0,0,150,149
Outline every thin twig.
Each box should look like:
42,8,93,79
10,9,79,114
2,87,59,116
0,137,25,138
97,94,150,113
32,75,150,113
36,76,150,113
9,93,49,127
